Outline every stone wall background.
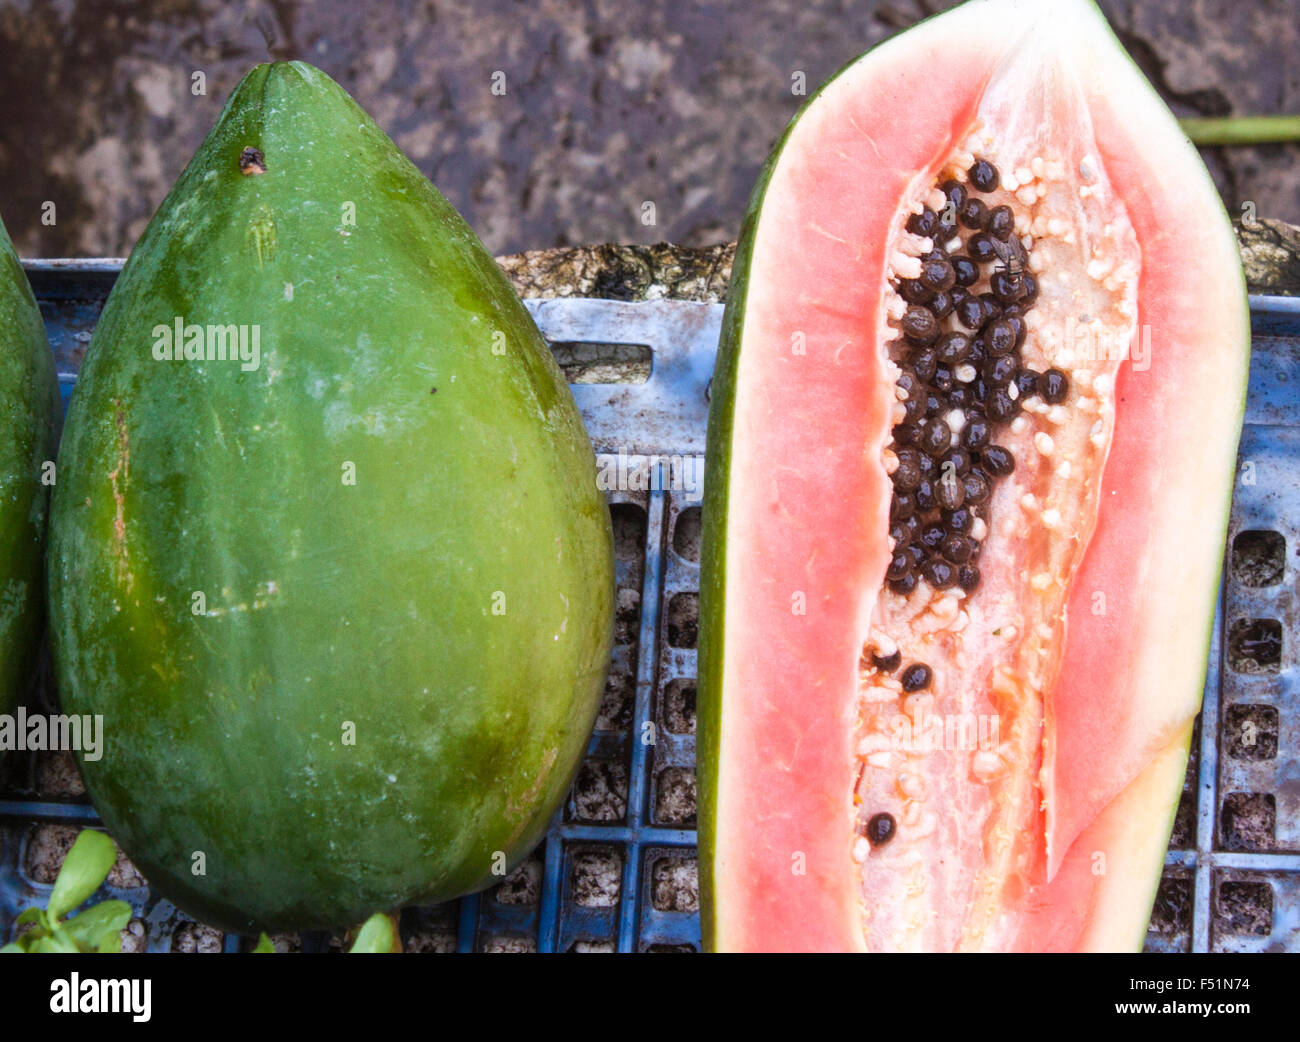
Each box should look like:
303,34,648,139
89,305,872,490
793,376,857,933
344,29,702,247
1,0,1296,258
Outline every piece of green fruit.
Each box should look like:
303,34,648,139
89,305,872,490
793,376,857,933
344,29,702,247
48,62,613,933
0,214,58,732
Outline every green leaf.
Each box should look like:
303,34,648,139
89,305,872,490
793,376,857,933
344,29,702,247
61,900,132,951
1,942,24,954
95,932,124,955
48,830,117,921
34,930,81,954
252,933,274,953
348,913,398,954
15,906,48,931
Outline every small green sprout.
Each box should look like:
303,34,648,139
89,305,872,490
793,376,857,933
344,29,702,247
1,830,132,954
252,911,400,953
347,912,400,953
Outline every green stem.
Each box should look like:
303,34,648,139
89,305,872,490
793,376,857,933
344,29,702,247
1179,115,1300,147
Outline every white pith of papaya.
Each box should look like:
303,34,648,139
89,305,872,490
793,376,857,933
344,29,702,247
853,32,1144,952
700,0,1247,953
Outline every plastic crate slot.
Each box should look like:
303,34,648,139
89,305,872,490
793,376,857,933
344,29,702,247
548,341,652,385
569,846,622,908
566,758,629,824
665,593,699,649
1227,617,1283,673
672,506,702,562
661,679,697,736
1219,792,1277,852
653,767,697,827
650,856,698,914
1224,704,1280,761
1216,879,1274,936
1231,529,1286,587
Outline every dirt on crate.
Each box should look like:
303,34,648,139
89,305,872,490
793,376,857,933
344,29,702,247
400,905,458,953
569,758,628,823
1225,703,1280,761
34,749,87,798
493,850,543,905
404,930,457,953
551,340,650,385
23,823,79,885
651,856,699,914
1146,872,1193,940
615,587,642,648
665,593,699,649
570,939,616,952
571,847,622,908
662,679,697,735
171,920,223,953
672,506,702,563
1231,530,1286,587
596,666,635,733
1227,618,1283,674
480,934,537,953
1216,877,1275,937
611,500,648,574
1220,792,1277,851
500,244,733,304
655,767,697,826
119,918,147,953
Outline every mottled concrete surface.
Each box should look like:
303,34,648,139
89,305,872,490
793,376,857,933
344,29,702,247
0,0,1295,258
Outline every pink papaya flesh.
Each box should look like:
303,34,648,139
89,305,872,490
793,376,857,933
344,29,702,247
699,0,1248,952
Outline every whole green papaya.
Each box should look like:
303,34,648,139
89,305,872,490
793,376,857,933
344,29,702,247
48,62,613,933
0,215,58,730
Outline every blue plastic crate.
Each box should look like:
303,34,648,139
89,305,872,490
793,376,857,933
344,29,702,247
1,262,1297,952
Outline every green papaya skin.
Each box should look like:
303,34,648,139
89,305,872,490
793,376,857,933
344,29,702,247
0,215,59,725
49,62,613,933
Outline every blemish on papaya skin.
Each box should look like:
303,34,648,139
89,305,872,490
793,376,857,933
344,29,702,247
108,399,133,593
239,146,267,175
504,747,558,844
247,205,278,268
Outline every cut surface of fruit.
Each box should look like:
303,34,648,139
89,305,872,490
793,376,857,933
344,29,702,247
700,0,1247,952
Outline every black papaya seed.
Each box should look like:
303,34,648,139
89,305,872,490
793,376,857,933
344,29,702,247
920,257,956,292
890,572,918,596
959,197,989,231
968,232,998,264
981,444,1015,477
921,558,956,589
900,663,932,692
886,550,913,582
865,812,897,846
902,305,939,346
988,204,1014,240
968,158,999,192
871,649,902,673
950,255,979,287
893,448,923,492
907,207,939,238
1042,367,1070,404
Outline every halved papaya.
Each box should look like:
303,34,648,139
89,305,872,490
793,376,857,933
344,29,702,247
699,0,1248,952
